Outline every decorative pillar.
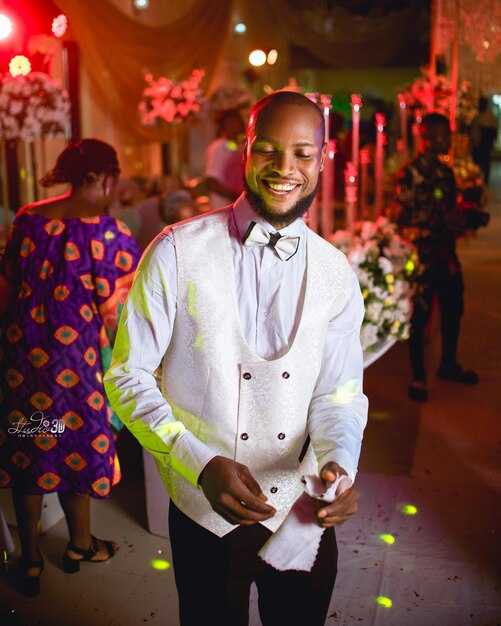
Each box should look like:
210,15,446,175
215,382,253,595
350,94,362,178
374,113,386,217
321,140,336,237
344,161,357,240
320,94,334,237
397,94,408,159
360,148,370,219
305,92,320,233
411,108,422,156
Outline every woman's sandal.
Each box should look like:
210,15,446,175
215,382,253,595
62,535,118,574
18,558,44,597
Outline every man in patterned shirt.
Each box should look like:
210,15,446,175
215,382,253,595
391,112,478,402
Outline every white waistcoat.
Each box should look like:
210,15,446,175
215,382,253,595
156,208,352,536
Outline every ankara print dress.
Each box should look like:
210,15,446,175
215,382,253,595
0,210,141,498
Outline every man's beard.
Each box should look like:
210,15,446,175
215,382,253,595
243,178,320,228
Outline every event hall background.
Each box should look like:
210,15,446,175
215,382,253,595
0,1,500,625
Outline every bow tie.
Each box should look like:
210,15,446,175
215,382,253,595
242,221,300,261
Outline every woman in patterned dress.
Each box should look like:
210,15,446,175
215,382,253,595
0,139,141,595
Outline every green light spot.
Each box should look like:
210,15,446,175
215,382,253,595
376,596,393,608
150,559,170,571
405,259,415,273
379,533,396,545
370,410,390,420
401,503,418,515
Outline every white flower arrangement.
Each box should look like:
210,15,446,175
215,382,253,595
330,217,421,352
138,69,207,126
0,71,70,143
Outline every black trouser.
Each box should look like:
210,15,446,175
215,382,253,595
409,270,464,380
168,501,338,626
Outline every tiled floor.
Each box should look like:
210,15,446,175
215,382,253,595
1,167,500,626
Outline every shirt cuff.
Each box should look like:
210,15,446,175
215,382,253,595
169,429,220,488
316,450,358,484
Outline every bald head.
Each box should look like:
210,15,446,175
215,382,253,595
243,90,327,229
247,91,326,147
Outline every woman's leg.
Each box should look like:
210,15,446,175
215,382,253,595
58,492,117,559
12,490,43,567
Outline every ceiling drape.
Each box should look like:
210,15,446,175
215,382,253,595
267,0,425,68
56,0,235,140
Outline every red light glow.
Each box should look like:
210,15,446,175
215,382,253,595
0,13,13,40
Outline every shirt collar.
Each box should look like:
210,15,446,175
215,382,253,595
232,193,305,241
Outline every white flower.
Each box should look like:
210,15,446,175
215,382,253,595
348,245,366,266
393,279,409,298
363,239,380,261
329,230,351,253
378,256,394,275
330,217,421,350
361,323,380,350
361,221,377,240
0,72,70,142
367,301,383,321
9,100,23,115
355,268,373,288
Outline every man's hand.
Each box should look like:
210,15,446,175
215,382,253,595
315,462,360,528
199,456,276,526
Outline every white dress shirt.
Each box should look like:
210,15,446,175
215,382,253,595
104,194,368,487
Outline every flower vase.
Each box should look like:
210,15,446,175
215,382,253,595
0,139,39,215
164,123,189,179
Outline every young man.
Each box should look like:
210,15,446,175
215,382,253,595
392,112,479,402
104,91,368,626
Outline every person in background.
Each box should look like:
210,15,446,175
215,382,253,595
470,96,498,185
108,177,143,239
391,113,479,403
0,139,141,596
104,91,367,626
135,175,181,251
158,189,198,227
205,108,246,210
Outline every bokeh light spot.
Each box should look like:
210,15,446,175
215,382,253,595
401,503,418,515
0,14,13,40
249,50,266,67
267,49,278,65
379,533,396,545
376,595,393,608
52,14,68,38
150,558,170,571
369,410,390,420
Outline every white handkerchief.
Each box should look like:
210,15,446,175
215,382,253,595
258,473,352,572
